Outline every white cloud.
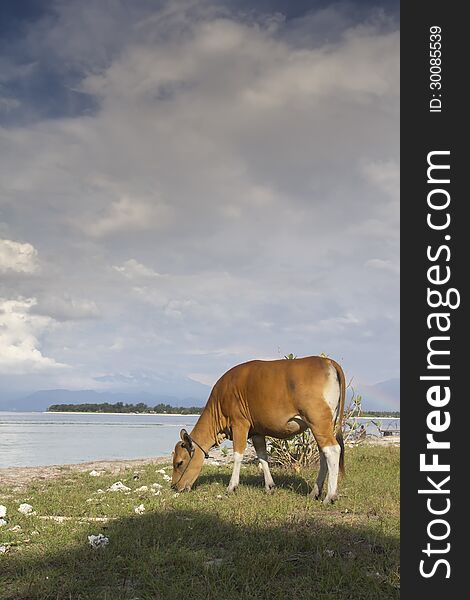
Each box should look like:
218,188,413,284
113,259,163,279
0,239,38,274
79,196,173,238
0,297,68,374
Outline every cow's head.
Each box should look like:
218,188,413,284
171,429,204,492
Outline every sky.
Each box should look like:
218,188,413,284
0,0,399,399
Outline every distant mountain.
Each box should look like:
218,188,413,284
1,377,399,413
0,369,215,412
4,388,210,412
92,373,211,399
0,371,213,411
357,378,400,412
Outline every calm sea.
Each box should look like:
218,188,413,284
0,412,199,469
0,412,399,469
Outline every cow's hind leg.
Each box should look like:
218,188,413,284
301,404,341,504
312,451,327,499
320,444,341,504
227,421,250,493
251,434,275,492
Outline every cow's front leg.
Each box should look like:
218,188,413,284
251,434,275,492
227,422,249,493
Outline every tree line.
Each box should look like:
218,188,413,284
48,402,203,414
361,411,400,418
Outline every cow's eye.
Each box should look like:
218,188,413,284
176,460,184,468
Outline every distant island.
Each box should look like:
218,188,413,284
48,402,204,415
47,402,398,418
360,411,400,418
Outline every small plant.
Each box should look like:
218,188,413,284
220,446,229,457
343,387,364,440
267,430,318,470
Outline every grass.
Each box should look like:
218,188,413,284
0,445,399,600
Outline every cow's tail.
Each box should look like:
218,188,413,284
331,359,346,476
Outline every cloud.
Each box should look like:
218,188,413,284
365,258,399,274
0,239,39,274
0,1,399,392
362,159,399,200
113,259,163,279
79,196,173,238
31,295,101,321
0,97,21,112
299,313,362,335
0,297,68,374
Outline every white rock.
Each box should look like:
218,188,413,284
134,504,145,515
18,503,33,515
107,481,131,492
0,505,6,518
150,483,162,490
134,485,149,493
88,533,109,549
89,470,101,477
0,545,7,554
0,519,7,527
156,469,166,474
162,474,172,482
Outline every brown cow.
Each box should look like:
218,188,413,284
171,356,346,503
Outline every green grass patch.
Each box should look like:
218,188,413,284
0,445,399,600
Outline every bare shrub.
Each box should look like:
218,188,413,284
266,354,364,469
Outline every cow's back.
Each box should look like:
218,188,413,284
212,356,335,436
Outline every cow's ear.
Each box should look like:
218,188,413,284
180,429,193,451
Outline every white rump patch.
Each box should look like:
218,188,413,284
324,363,340,421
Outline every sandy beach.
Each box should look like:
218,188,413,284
0,446,238,490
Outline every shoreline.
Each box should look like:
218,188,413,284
0,411,201,417
0,411,399,419
0,437,399,490
44,411,201,416
0,446,239,490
